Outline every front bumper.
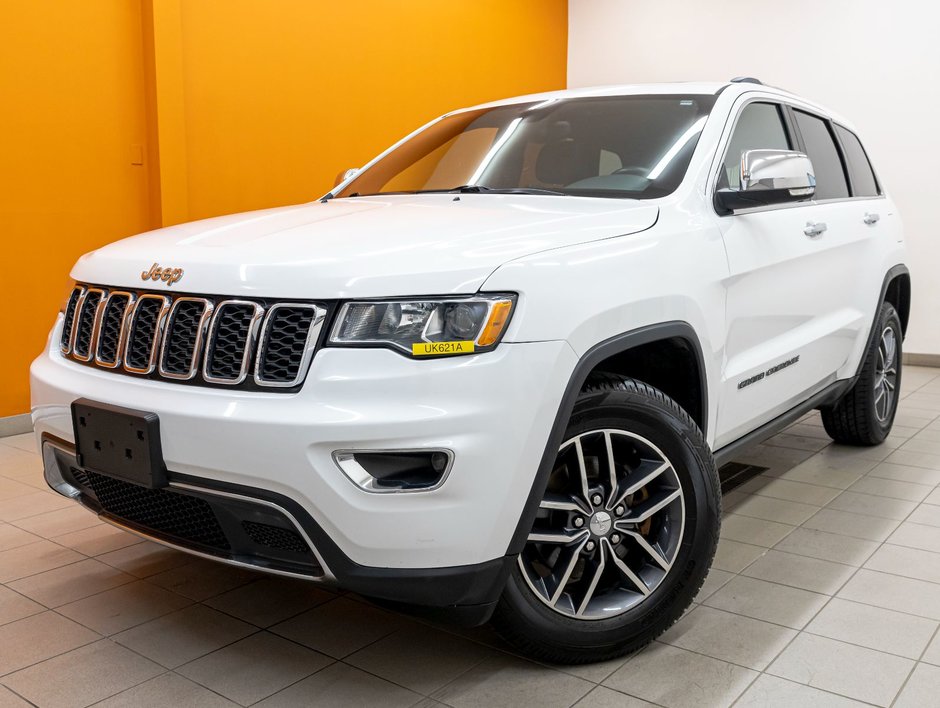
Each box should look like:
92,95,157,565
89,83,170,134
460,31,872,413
32,316,576,610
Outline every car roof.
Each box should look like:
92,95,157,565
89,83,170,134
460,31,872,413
456,81,854,131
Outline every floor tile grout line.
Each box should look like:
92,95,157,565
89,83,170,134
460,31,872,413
888,624,940,708
730,435,926,706
572,681,669,708
0,631,102,684
0,680,41,708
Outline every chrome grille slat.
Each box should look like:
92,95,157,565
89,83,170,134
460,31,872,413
72,288,106,362
95,292,134,368
203,301,263,385
61,284,319,390
123,295,170,375
60,285,85,354
254,304,324,387
159,298,213,380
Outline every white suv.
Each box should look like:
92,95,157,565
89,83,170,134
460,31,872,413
31,78,909,663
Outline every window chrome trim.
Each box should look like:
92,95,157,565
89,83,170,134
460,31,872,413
94,291,137,369
253,303,325,388
71,287,107,362
708,94,883,216
158,297,214,381
202,300,264,385
61,285,87,356
122,294,171,375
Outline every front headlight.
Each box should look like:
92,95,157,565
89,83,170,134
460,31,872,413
329,294,516,357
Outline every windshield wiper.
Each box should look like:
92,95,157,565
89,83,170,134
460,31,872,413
413,185,568,196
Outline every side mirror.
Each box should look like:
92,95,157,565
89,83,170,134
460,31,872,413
334,167,360,188
716,149,815,213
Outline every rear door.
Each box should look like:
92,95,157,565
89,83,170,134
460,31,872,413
713,98,875,448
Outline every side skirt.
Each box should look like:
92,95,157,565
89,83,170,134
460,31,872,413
712,379,850,467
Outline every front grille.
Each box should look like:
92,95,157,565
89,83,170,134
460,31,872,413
79,469,231,550
160,299,210,378
256,305,319,385
242,520,310,554
124,296,167,372
60,284,324,390
73,289,104,360
60,287,83,353
204,302,259,383
95,293,132,366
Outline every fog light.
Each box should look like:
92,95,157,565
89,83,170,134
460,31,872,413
333,449,453,492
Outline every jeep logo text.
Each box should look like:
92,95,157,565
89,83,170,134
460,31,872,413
141,263,184,286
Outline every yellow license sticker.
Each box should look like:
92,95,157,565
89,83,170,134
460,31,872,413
412,341,475,356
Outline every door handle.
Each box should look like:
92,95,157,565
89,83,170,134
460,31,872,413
864,212,881,225
804,221,827,238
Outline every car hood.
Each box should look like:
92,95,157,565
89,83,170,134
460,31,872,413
73,194,658,298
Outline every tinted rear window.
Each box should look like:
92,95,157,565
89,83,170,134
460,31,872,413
835,125,880,197
794,110,849,200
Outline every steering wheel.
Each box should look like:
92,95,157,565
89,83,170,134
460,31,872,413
611,166,650,177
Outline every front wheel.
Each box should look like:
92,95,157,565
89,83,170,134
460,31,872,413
492,375,720,664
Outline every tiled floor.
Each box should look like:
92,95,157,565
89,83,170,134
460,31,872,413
2,366,940,707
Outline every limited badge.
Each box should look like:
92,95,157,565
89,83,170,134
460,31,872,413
412,341,475,356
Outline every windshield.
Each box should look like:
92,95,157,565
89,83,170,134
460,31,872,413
336,94,716,200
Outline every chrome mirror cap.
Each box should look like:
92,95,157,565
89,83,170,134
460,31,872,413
717,149,815,213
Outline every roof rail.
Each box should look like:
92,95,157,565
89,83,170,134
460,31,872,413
730,77,763,85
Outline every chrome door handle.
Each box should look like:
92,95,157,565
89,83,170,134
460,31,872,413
864,212,880,225
804,221,827,238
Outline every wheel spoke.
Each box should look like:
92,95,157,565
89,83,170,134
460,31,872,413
548,540,587,606
527,528,589,545
573,438,592,506
604,431,618,501
605,538,651,597
609,460,671,510
576,544,607,616
621,530,672,571
539,496,589,515
617,487,682,524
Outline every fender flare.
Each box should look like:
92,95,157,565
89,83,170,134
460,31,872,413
856,264,910,379
504,321,707,556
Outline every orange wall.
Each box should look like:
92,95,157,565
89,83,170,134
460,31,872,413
0,0,567,417
0,1,155,418
176,1,569,220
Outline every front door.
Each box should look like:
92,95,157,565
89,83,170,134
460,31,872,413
714,99,874,448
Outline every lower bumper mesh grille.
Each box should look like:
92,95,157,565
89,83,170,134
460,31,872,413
242,520,310,554
76,469,231,550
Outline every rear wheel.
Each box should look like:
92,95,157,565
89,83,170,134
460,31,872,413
492,375,720,664
822,302,902,445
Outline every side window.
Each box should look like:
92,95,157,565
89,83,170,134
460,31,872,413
721,102,791,190
835,125,880,197
793,110,849,200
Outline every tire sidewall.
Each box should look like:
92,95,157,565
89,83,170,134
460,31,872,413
867,304,903,437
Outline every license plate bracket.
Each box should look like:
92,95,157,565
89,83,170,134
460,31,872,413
71,398,168,489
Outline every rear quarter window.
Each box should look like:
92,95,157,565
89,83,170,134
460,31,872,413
793,110,849,200
835,125,880,197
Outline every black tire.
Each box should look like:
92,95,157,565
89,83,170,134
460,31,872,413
492,374,721,664
821,302,902,446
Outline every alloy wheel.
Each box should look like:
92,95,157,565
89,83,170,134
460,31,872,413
519,429,685,619
874,326,898,422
